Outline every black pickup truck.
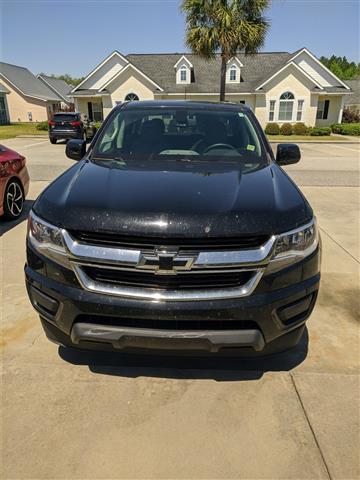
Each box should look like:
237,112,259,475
25,101,321,356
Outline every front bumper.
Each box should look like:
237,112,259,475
25,244,320,355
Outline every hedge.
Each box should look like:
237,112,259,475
309,127,331,136
36,121,48,131
264,123,280,135
292,122,307,135
331,123,360,136
279,123,293,135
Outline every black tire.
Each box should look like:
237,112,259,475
50,137,57,144
3,179,24,220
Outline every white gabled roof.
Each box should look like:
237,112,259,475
256,47,350,92
289,48,350,90
72,51,129,93
227,57,244,68
256,61,324,91
99,63,164,92
173,55,193,69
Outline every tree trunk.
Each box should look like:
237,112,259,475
220,54,227,102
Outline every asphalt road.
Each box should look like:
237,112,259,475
1,136,359,479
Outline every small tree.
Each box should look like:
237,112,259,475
182,0,269,101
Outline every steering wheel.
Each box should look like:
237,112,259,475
203,143,238,155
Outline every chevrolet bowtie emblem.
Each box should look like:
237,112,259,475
137,250,195,275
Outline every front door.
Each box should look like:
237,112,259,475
87,102,93,121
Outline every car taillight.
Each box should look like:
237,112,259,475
71,121,82,127
48,120,55,126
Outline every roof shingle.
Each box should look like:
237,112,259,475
126,52,292,93
0,62,61,102
37,75,73,102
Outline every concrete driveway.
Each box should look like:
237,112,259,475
1,138,359,479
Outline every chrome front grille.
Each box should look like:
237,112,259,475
61,230,276,301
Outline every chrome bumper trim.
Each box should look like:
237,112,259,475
72,265,264,302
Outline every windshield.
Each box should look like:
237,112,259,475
91,106,267,165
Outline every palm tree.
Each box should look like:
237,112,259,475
182,0,269,101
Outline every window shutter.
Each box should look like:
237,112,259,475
323,100,330,119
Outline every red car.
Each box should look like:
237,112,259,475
0,144,30,220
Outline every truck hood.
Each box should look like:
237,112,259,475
34,158,312,237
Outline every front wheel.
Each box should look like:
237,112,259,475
3,180,24,220
50,137,57,144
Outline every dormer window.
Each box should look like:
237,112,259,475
174,55,193,85
180,66,188,82
229,66,237,82
226,57,243,84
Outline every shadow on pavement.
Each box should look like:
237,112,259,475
0,199,33,236
59,328,308,381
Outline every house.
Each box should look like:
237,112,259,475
37,74,74,110
71,48,352,127
0,62,62,123
344,79,360,114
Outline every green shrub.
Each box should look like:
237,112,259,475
336,123,360,136
331,123,342,134
279,123,293,135
309,127,331,136
292,122,307,135
264,122,280,135
36,121,48,131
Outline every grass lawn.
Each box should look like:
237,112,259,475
267,134,352,142
0,123,48,140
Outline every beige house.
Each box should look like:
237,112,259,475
0,62,62,123
71,48,352,127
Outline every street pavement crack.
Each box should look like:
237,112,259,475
319,226,359,265
290,373,332,480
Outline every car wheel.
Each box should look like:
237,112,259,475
3,180,24,220
50,137,57,144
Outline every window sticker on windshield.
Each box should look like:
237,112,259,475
247,144,255,151
238,112,245,117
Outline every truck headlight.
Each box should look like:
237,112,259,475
267,219,319,273
27,211,70,268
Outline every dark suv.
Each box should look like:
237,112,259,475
26,101,321,356
48,112,96,144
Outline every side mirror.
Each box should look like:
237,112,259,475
66,139,86,161
276,143,301,166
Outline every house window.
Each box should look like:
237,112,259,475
278,91,294,121
269,100,276,121
125,93,139,102
180,66,187,82
92,102,103,122
230,67,237,81
316,99,330,120
0,96,8,125
297,100,304,121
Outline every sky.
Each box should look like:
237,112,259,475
0,0,359,77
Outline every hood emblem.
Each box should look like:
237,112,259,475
137,249,195,275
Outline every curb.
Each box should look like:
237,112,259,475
16,135,48,138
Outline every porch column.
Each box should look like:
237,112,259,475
338,96,346,123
